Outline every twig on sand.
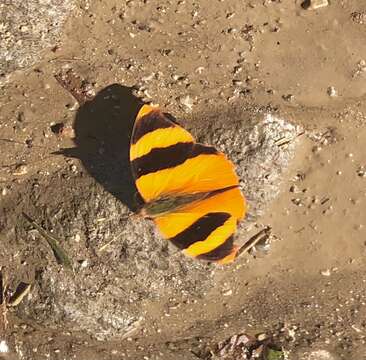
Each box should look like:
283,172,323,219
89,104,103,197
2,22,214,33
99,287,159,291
120,318,143,340
8,282,32,307
54,69,94,105
238,226,272,258
98,231,125,252
275,131,305,147
0,268,8,331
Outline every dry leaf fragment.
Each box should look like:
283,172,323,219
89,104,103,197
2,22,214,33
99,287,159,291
8,282,31,307
23,213,73,270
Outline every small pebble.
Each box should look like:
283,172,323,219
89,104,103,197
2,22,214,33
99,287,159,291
74,234,81,242
141,73,155,82
178,95,194,112
321,269,331,276
302,0,329,10
351,324,362,333
233,66,242,74
282,94,294,102
351,12,366,25
232,79,243,86
254,240,271,254
322,205,333,215
327,86,337,97
292,198,302,206
79,260,88,268
257,333,267,341
252,345,264,357
51,123,75,139
222,289,233,296
13,164,28,176
17,112,25,122
0,340,9,353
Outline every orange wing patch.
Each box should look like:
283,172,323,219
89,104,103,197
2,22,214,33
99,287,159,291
130,105,246,264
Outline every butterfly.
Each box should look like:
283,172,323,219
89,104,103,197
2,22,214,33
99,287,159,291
130,105,246,264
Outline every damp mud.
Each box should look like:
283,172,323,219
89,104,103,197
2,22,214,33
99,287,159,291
1,1,366,359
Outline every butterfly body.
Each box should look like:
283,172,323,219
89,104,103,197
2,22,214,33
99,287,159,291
130,105,246,264
140,185,239,218
140,192,212,218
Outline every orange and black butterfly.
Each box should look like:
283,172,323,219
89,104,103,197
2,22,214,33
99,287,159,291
130,105,246,264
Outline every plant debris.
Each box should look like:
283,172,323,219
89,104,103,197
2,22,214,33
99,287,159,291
301,0,329,10
54,69,95,105
50,122,76,139
266,348,285,360
212,332,285,360
0,268,8,332
8,282,31,307
238,227,271,258
22,213,73,270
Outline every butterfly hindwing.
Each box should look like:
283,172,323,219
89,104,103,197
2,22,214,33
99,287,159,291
153,186,244,264
129,105,246,264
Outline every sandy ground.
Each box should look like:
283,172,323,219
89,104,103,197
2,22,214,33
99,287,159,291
1,0,366,359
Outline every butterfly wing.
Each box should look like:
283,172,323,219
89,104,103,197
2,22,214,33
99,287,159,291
130,105,241,202
154,186,245,264
130,105,246,264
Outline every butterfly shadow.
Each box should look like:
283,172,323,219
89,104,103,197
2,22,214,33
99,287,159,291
61,84,144,212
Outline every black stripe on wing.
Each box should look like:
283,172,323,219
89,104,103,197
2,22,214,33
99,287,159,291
132,110,175,144
169,212,231,250
197,235,235,262
131,142,218,178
